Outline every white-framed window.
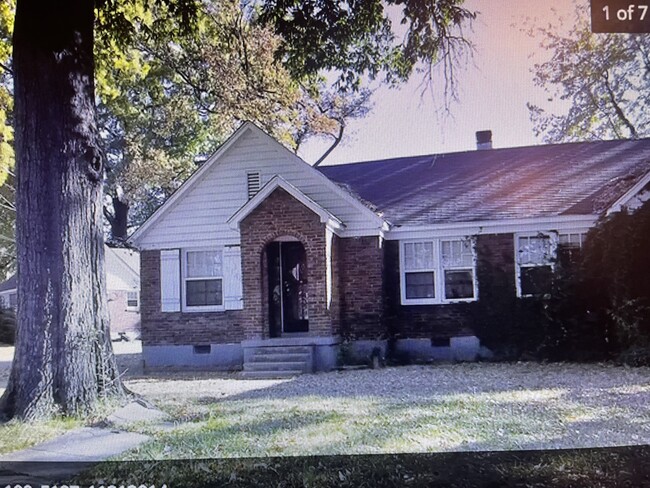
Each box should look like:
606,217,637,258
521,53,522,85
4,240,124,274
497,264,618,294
558,232,586,249
126,290,139,311
515,233,556,297
400,238,477,305
183,248,224,311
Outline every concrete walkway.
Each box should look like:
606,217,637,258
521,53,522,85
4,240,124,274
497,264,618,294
0,401,166,484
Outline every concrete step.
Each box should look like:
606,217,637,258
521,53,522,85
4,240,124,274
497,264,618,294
253,346,312,355
241,370,304,380
248,352,311,363
244,361,310,372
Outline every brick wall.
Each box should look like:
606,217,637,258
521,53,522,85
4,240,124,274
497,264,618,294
240,187,338,338
107,290,140,335
339,236,386,339
383,234,517,339
140,250,246,345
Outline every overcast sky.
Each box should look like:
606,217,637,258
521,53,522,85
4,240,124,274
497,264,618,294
300,0,581,166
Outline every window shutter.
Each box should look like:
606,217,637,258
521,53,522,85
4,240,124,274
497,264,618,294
160,249,181,312
223,246,244,310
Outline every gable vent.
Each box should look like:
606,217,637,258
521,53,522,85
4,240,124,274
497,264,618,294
247,171,261,200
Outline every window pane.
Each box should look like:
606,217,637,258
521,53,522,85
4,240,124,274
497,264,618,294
442,239,473,267
405,272,435,299
404,242,434,271
186,279,223,306
187,250,222,278
518,236,551,265
444,270,474,299
520,266,552,296
127,291,138,308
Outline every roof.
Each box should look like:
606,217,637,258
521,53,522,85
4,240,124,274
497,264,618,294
0,275,16,293
228,176,344,231
318,138,650,226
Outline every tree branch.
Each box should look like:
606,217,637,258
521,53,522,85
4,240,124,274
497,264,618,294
314,123,344,167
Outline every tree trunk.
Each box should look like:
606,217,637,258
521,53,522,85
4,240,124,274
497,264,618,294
0,0,126,419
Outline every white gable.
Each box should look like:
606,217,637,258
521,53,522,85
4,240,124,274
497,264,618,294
131,123,385,249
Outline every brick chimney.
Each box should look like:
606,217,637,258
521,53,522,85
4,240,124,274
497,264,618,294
476,130,493,150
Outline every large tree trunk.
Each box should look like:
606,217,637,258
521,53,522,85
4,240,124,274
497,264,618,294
0,0,126,419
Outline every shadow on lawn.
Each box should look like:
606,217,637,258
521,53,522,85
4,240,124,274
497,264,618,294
76,445,650,487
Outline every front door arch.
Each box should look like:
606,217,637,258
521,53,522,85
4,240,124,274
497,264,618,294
267,239,309,337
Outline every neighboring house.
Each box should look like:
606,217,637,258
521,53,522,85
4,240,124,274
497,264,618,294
129,122,650,374
105,246,141,339
0,275,17,310
0,246,141,339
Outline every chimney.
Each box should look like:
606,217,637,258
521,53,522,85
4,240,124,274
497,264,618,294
476,130,492,150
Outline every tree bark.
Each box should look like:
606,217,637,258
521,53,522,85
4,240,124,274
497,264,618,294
1,0,126,419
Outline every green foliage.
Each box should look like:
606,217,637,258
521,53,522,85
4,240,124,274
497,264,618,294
527,1,650,142
0,304,15,344
258,0,476,92
577,200,650,364
473,201,650,364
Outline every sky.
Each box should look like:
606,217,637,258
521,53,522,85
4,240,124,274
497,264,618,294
299,0,581,166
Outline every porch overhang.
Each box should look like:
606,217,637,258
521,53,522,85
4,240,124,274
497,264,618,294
227,175,345,232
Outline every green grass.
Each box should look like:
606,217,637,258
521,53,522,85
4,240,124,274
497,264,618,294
117,363,650,460
84,446,650,488
118,390,635,459
0,416,82,454
0,396,129,455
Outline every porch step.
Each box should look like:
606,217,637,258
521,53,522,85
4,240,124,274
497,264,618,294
253,346,312,355
248,352,311,363
242,344,314,379
241,370,304,380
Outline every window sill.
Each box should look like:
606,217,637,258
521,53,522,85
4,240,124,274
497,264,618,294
402,298,477,306
182,306,226,313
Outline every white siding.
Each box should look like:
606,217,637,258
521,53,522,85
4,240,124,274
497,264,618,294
136,127,381,249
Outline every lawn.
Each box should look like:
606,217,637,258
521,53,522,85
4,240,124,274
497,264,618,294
119,362,650,460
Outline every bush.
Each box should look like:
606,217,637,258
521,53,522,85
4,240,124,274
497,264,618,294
472,200,650,363
0,306,16,344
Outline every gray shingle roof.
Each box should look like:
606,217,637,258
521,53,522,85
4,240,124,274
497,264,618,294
318,138,650,226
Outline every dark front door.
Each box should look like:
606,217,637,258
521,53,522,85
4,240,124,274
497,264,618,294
268,241,309,336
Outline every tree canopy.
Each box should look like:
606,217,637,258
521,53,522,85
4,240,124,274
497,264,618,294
527,3,650,142
1,0,475,420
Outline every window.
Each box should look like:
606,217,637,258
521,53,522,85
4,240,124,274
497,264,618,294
441,239,475,300
184,249,223,310
8,293,16,309
403,242,435,299
516,234,555,297
401,238,476,305
247,171,261,200
126,291,139,310
559,232,586,248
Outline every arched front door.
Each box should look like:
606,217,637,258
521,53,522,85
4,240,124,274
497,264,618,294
267,239,309,337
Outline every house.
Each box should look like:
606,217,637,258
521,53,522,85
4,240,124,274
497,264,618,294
0,246,141,340
129,122,650,375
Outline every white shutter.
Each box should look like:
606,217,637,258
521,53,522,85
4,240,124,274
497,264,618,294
223,246,243,310
160,249,181,312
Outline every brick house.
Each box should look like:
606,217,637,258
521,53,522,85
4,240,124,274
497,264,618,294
129,123,650,375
